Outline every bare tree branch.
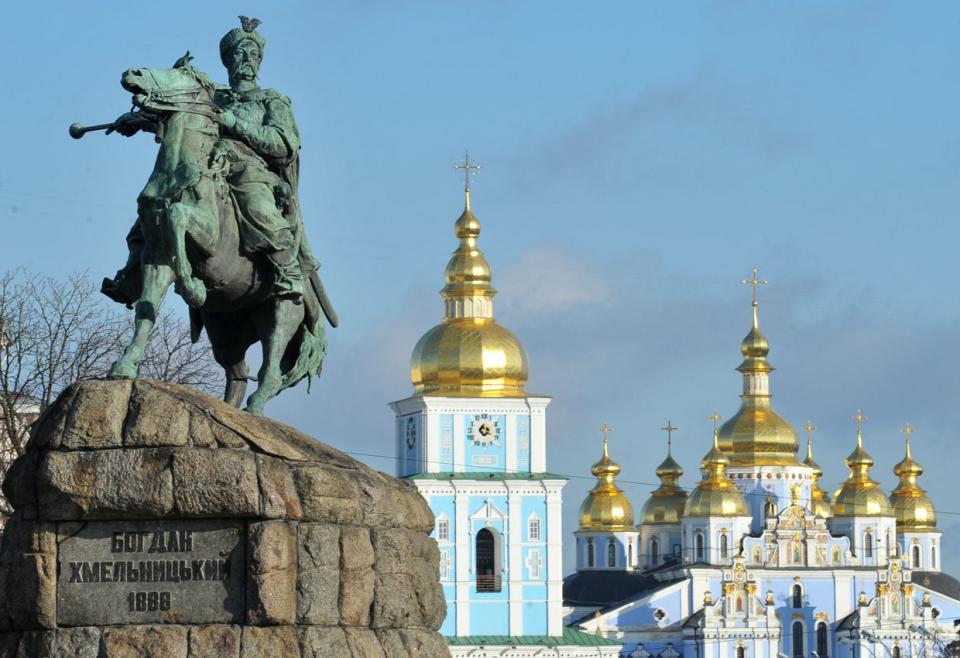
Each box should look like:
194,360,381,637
0,270,222,514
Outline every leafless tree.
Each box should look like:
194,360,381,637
0,270,221,512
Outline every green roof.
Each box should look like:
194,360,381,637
405,471,567,481
446,627,619,647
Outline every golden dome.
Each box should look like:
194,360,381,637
802,429,833,519
410,189,529,397
832,411,893,517
684,424,749,518
641,430,688,525
889,425,936,530
717,270,800,466
579,431,636,531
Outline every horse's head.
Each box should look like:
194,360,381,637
121,64,215,114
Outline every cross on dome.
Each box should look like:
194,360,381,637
453,151,481,193
852,409,867,440
740,267,769,329
708,410,722,434
661,420,677,448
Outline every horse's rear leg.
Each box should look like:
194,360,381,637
108,262,174,379
245,300,303,416
202,313,256,408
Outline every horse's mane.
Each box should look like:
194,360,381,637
177,63,217,96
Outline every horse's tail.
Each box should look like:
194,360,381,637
280,308,328,393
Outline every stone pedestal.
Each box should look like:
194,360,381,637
0,379,449,657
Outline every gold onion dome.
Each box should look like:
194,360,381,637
684,420,749,518
410,186,529,397
832,411,893,517
641,426,688,524
802,429,833,519
889,425,936,530
717,269,800,466
579,429,636,531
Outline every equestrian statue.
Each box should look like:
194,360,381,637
71,17,337,415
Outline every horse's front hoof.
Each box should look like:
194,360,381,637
108,359,138,380
243,399,265,416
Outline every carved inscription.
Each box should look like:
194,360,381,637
58,520,244,626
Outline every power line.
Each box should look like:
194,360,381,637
343,449,960,519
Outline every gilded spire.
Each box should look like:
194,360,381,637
641,421,688,525
717,267,799,465
683,413,748,518
442,152,495,321
656,420,683,480
891,423,936,530
832,410,893,517
409,154,528,397
579,424,635,531
802,421,833,519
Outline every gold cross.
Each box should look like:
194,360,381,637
708,410,722,434
661,420,677,452
453,151,481,192
599,423,614,441
901,422,914,442
852,409,867,437
740,267,768,306
803,420,816,441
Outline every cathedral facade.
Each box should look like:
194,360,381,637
564,276,957,658
389,180,957,657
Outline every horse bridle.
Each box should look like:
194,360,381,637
135,68,220,120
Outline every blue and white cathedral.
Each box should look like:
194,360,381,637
390,175,958,657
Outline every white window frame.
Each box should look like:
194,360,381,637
527,514,541,542
436,516,450,543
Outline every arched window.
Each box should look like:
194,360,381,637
792,621,804,658
651,538,660,566
886,530,893,557
720,533,729,559
475,528,500,592
587,539,594,568
892,647,901,658
607,540,617,567
695,532,705,561
817,622,829,658
792,584,803,608
737,647,746,658
629,542,634,568
736,595,743,612
932,546,937,569
864,532,874,558
912,545,921,568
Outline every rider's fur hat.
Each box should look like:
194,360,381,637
220,16,265,66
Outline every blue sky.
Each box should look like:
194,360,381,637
2,2,959,573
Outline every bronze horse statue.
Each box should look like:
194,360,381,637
76,62,335,415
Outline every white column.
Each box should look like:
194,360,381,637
453,413,466,473
505,413,518,472
454,485,471,635
426,411,440,473
545,482,564,635
507,484,523,635
530,400,548,473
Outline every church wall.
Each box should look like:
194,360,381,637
899,532,942,571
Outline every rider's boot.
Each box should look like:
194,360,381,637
269,249,304,303
101,223,146,308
